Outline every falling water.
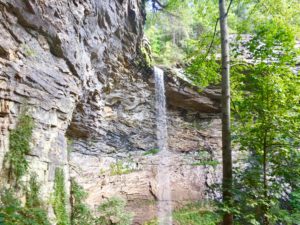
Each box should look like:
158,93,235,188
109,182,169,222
154,66,173,225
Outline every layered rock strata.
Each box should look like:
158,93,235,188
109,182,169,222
0,0,221,223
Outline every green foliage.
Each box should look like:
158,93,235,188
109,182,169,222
146,1,300,224
192,150,219,167
290,188,300,213
185,54,220,88
53,168,70,225
0,189,22,225
145,0,200,65
173,201,220,225
287,188,300,224
0,175,50,225
192,161,218,167
95,197,133,225
143,201,220,225
26,174,44,208
233,0,300,37
70,180,94,225
145,0,300,86
24,174,51,225
145,0,221,69
5,112,34,183
143,148,159,156
110,161,134,176
145,0,222,86
70,181,134,225
231,20,300,225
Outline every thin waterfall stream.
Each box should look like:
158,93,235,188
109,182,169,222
154,66,173,225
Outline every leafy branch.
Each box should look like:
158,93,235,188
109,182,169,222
205,0,234,58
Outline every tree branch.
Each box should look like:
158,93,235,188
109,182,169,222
150,0,168,11
152,0,167,9
205,18,220,58
205,0,234,58
150,0,178,18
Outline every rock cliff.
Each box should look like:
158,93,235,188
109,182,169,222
0,0,221,223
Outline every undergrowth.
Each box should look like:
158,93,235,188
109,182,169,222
143,201,220,225
0,174,50,225
71,180,133,225
173,201,220,225
70,180,94,225
95,197,133,225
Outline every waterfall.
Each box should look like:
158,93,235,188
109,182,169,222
154,67,173,225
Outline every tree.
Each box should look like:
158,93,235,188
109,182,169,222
144,1,300,224
219,0,233,224
231,20,300,225
228,1,300,224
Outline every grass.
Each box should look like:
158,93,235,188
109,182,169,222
95,197,133,225
173,202,220,225
191,160,219,167
143,148,160,156
143,201,220,225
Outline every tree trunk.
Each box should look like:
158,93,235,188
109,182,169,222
262,133,269,225
219,0,233,224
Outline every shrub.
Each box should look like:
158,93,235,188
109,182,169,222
5,113,34,183
0,189,23,225
70,180,94,225
0,174,50,225
53,168,70,225
110,161,133,176
26,174,43,208
95,197,133,225
24,174,50,225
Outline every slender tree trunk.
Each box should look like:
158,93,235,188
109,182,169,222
219,0,233,224
262,133,269,225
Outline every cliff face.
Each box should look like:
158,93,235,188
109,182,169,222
0,0,221,223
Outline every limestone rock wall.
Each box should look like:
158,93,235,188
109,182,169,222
0,0,222,224
0,0,144,217
69,74,222,223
